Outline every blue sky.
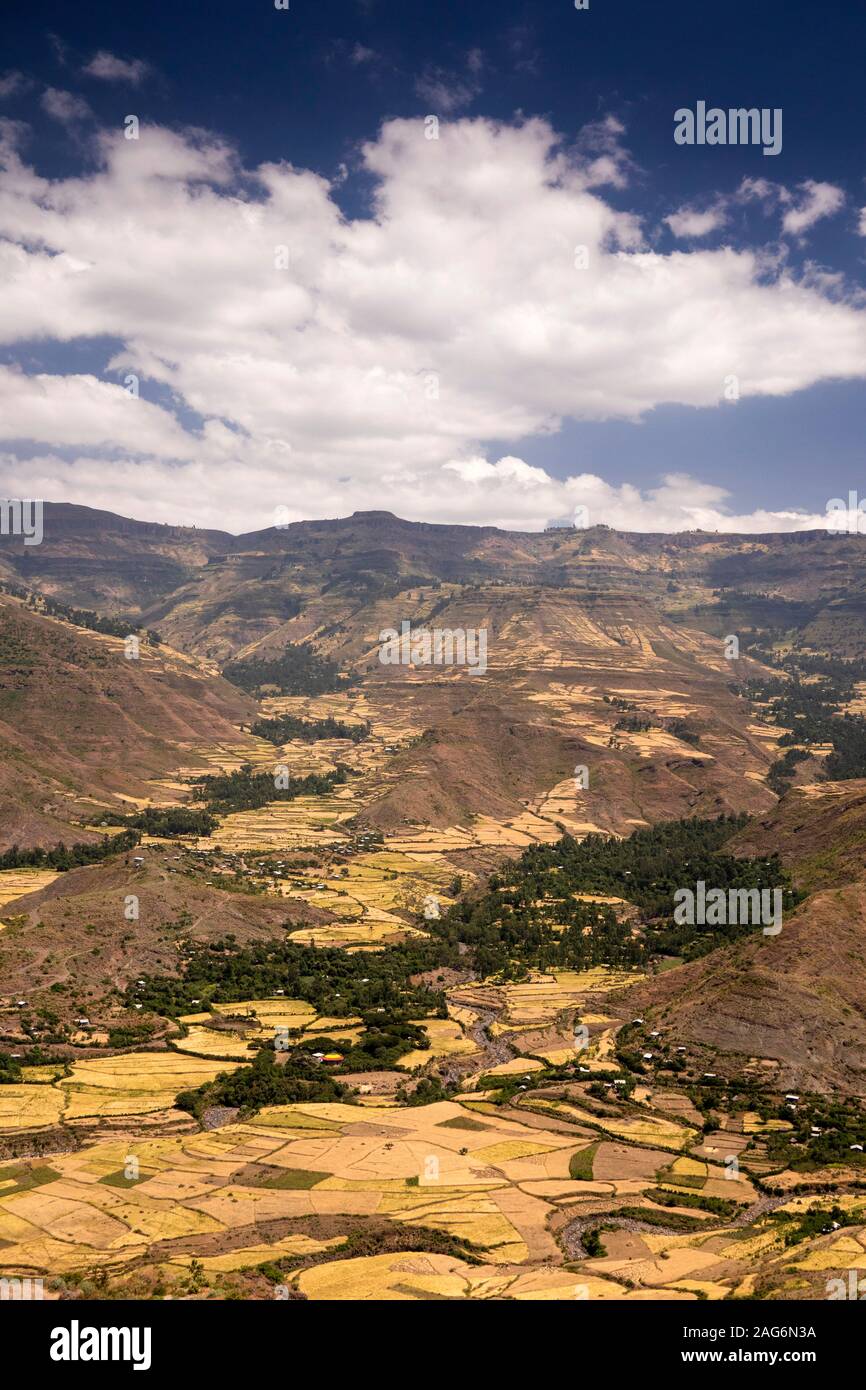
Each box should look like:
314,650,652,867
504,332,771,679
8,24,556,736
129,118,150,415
1,0,865,532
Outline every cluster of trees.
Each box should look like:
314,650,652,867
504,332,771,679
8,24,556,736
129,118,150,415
613,713,700,744
176,1048,348,1117
666,718,701,747
644,1188,738,1218
175,1025,437,1114
824,717,866,781
0,581,161,643
250,713,369,745
0,1047,60,1084
764,1096,866,1171
127,937,454,1019
429,815,798,974
746,652,866,784
397,1076,453,1107
0,830,140,871
300,1017,428,1072
91,807,217,837
614,715,653,733
0,1054,22,1084
190,763,352,815
777,1204,860,1247
222,645,344,696
107,1021,157,1050
766,747,810,796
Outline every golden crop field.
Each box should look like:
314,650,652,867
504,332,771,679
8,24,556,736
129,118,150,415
0,1088,836,1299
274,849,458,948
0,1084,65,1130
0,1053,240,1132
197,794,362,852
398,1018,480,1070
0,869,61,910
173,999,366,1059
294,1251,661,1301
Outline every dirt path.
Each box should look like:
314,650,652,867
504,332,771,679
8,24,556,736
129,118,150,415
560,1191,790,1259
433,997,515,1086
732,1194,788,1225
559,1210,698,1259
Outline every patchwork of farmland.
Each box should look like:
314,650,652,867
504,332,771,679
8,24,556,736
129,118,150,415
0,955,863,1301
2,569,865,1305
1,1081,863,1300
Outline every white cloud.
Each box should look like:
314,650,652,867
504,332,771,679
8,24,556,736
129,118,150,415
444,455,552,489
666,204,727,238
737,176,782,209
82,51,150,85
415,51,483,113
574,115,635,190
781,180,845,236
552,471,827,534
737,176,844,238
438,464,828,534
0,71,29,100
40,88,92,123
0,114,864,532
3,450,830,536
0,367,200,458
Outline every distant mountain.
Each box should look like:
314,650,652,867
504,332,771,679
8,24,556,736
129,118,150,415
4,501,866,864
3,504,866,658
11,503,866,844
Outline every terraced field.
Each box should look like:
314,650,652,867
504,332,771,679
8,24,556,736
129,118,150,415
1,1080,861,1300
0,1055,239,1132
2,535,865,1306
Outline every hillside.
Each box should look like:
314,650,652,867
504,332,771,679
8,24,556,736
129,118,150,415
608,783,866,1091
0,590,257,846
0,844,331,1032
1,508,801,849
727,778,866,893
617,880,866,1094
3,505,866,660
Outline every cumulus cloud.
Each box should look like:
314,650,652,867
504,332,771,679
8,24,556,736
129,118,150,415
0,367,200,458
0,114,865,531
547,471,828,534
666,203,728,238
415,51,483,112
439,464,830,533
781,180,845,236
0,71,30,100
671,178,846,244
40,87,92,123
82,51,150,84
737,176,845,237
